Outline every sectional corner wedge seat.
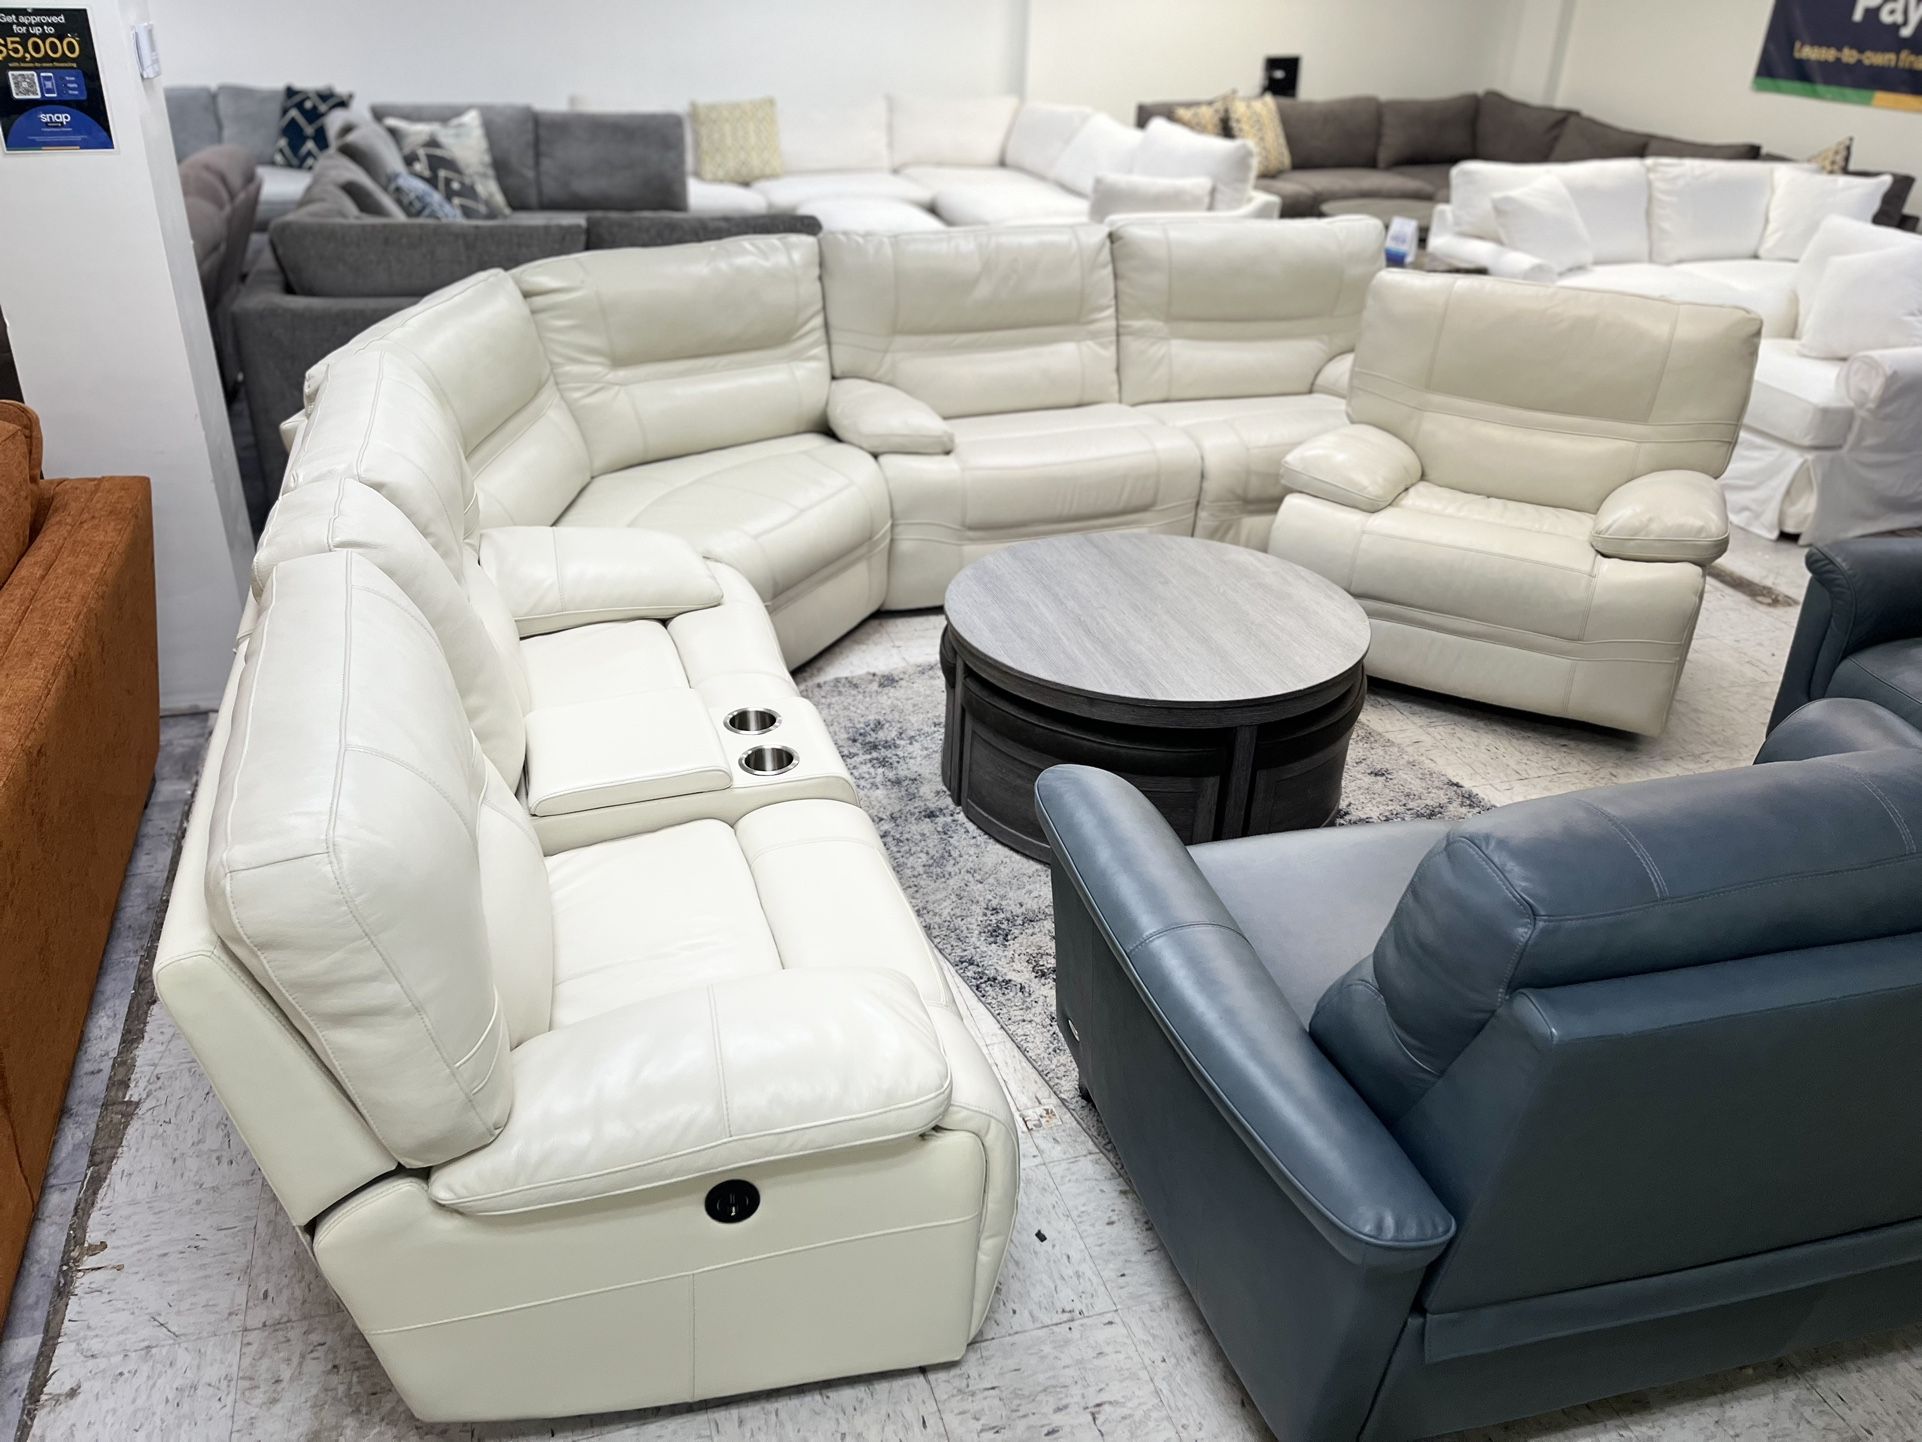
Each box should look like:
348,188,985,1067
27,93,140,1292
155,539,1019,1422
1267,270,1760,735
1037,703,1922,1441
290,218,1383,632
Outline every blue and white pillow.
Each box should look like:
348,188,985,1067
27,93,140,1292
387,171,463,221
273,85,351,170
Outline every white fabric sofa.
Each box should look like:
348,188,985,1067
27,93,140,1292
654,94,1276,233
1429,158,1922,540
1269,271,1761,736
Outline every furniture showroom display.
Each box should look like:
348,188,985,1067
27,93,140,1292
1429,160,1922,542
1039,685,1922,1442
166,82,318,224
0,403,158,1313
939,532,1369,858
1773,535,1922,736
1140,88,1913,223
1268,269,1758,735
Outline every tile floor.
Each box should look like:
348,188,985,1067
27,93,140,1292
14,528,1922,1442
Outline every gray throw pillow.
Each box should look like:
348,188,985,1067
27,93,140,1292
335,116,408,184
309,152,405,218
383,109,511,214
1646,135,1763,161
387,171,463,222
1378,94,1478,168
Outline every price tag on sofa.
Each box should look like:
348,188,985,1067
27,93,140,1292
0,8,112,153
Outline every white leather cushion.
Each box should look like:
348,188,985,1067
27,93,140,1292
749,170,934,211
1648,158,1780,264
932,175,1088,227
887,94,1019,168
798,196,947,233
1798,248,1922,359
1004,102,1094,179
1089,174,1211,222
779,97,890,174
476,766,554,1047
478,526,723,635
1492,175,1594,275
1132,118,1255,212
208,552,512,1168
521,690,729,819
1744,340,1852,448
685,178,769,216
1450,159,1648,264
516,236,830,473
1760,168,1893,262
1049,112,1145,198
252,477,529,786
1793,215,1922,321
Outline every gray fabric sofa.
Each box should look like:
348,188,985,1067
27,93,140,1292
1040,697,1922,1441
166,84,315,225
1138,90,1914,225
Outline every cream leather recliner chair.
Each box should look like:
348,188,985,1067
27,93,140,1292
158,547,1017,1423
1112,215,1380,547
818,224,1204,608
1268,271,1761,735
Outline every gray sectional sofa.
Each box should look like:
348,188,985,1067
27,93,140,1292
1138,90,1914,225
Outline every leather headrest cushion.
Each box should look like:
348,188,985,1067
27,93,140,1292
1356,749,1922,1079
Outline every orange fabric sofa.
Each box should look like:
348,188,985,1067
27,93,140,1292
0,401,158,1307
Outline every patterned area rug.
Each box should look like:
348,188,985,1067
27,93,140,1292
801,661,1487,1134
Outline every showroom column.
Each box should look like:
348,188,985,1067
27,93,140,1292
0,0,251,710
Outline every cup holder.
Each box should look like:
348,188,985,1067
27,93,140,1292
739,745,798,777
724,707,781,735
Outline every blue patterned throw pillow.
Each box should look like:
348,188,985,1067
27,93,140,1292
387,171,463,221
273,85,351,170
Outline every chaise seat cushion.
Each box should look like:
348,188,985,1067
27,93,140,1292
1825,639,1922,731
931,175,1088,228
1135,394,1350,547
750,170,934,212
877,403,1202,609
1744,340,1852,449
798,197,947,233
543,800,951,1029
557,434,891,665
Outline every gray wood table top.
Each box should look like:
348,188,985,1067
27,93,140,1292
943,533,1370,710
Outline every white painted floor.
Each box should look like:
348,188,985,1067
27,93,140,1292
13,528,1922,1442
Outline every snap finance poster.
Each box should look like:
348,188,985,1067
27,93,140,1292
0,8,112,152
1756,1,1922,110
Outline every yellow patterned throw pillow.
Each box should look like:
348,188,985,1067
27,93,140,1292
691,97,782,184
1226,92,1291,177
1806,137,1853,174
1171,92,1232,137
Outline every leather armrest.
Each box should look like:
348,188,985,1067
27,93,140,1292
826,379,953,456
478,526,723,637
521,690,730,817
1281,424,1422,514
1757,698,1922,763
1591,471,1730,564
1312,352,1354,399
428,969,951,1215
1772,535,1922,725
1034,765,1455,1270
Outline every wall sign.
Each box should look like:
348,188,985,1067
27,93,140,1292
1755,1,1922,110
0,7,112,152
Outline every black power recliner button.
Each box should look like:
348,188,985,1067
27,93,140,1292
704,1178,760,1223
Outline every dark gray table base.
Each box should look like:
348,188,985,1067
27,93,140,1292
940,628,1367,861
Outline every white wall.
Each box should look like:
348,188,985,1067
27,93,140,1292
1025,0,1529,120
148,0,1031,107
1553,0,1922,184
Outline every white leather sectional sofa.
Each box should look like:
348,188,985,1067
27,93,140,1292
656,95,1276,232
1429,159,1922,542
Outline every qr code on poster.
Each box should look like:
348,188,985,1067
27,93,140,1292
7,72,41,101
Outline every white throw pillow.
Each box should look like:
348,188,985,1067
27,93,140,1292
1647,157,1783,264
1131,117,1255,211
1449,158,1648,263
1759,167,1894,261
779,97,891,174
1492,175,1595,275
1004,102,1095,179
887,94,1020,168
1795,215,1922,323
1798,248,1922,359
1089,173,1212,222
1049,113,1146,197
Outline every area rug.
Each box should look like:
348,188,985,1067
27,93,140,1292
800,661,1488,1135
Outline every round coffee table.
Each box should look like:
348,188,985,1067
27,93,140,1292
940,533,1370,860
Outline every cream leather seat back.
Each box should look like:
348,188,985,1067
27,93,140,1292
305,270,594,528
820,224,1119,418
1112,215,1382,404
1352,270,1760,512
516,237,832,474
207,551,554,1166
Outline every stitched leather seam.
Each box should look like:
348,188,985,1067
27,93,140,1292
1450,837,1539,1013
1336,976,1438,1077
1520,849,1922,922
1832,763,1916,853
1574,798,1668,898
1125,918,1242,956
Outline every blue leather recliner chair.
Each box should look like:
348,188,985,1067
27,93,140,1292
1041,698,1922,1441
1772,535,1922,736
